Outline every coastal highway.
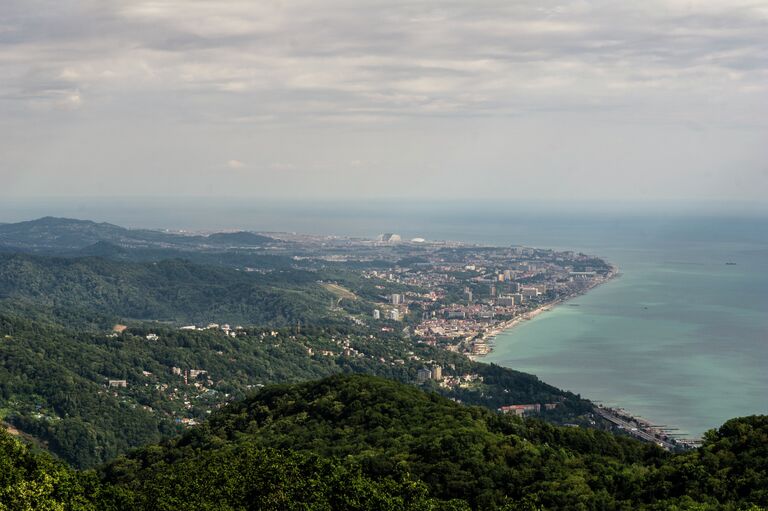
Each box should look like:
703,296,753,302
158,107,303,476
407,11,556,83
595,408,677,450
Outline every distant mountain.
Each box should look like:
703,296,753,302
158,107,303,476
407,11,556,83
205,231,275,246
0,217,159,250
0,217,276,254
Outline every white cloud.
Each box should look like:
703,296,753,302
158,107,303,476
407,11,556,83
0,0,766,201
58,91,82,110
2,0,766,121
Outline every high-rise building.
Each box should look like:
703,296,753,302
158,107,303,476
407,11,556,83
497,295,516,307
416,368,432,383
372,309,380,320
431,366,442,381
391,293,403,305
389,309,400,321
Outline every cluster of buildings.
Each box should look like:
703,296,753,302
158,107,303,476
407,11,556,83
361,243,614,357
499,403,559,417
179,323,244,337
414,365,486,393
171,367,211,385
416,365,443,383
437,373,483,390
372,308,401,321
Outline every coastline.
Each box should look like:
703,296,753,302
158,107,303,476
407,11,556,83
468,265,702,449
469,264,619,360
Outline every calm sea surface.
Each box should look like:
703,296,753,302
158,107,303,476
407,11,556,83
3,199,767,436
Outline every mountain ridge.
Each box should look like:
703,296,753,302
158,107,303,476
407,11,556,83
0,216,278,254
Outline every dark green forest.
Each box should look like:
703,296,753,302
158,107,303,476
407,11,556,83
0,253,336,327
2,375,767,510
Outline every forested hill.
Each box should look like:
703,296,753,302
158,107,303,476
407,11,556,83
0,252,334,326
0,217,300,271
0,216,277,253
1,375,767,510
0,313,592,468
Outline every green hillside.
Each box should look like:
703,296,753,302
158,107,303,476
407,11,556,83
0,217,277,252
0,313,591,468
0,253,334,327
2,375,767,510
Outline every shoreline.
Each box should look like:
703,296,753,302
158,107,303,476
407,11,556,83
466,266,702,447
596,405,702,449
469,265,619,359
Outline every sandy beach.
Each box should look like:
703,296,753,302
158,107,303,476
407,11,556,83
470,267,619,359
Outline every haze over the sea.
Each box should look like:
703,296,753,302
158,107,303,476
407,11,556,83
2,198,766,437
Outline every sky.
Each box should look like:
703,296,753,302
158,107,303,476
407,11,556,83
1,0,767,203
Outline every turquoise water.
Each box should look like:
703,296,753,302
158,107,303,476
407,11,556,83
482,234,768,438
2,199,767,436
486,252,768,437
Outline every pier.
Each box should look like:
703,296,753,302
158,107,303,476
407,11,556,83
595,407,683,451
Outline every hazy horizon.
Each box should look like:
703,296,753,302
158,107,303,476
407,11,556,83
1,197,767,244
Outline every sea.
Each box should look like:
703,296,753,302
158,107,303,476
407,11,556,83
2,197,767,437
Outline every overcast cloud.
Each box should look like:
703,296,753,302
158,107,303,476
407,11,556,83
1,0,767,202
